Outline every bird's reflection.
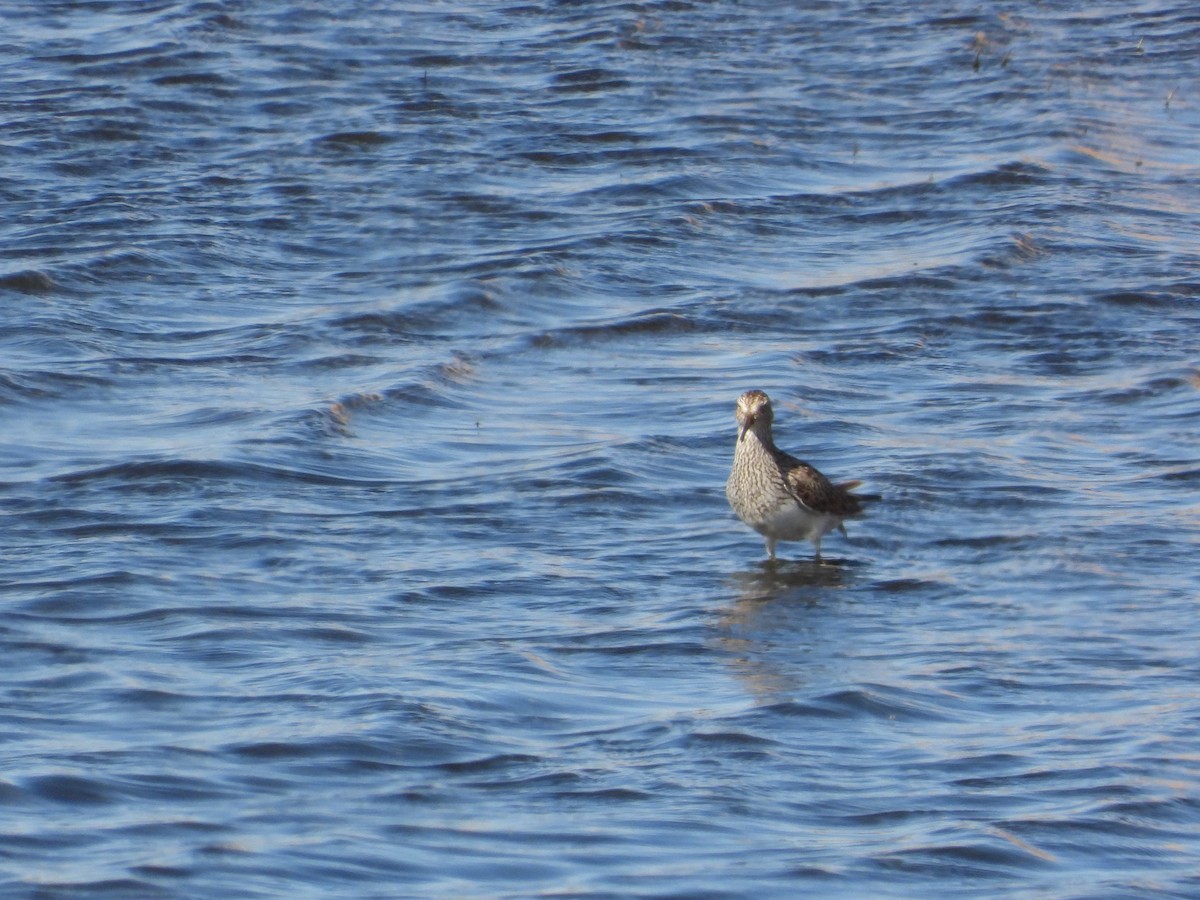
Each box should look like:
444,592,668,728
714,557,863,704
727,556,858,601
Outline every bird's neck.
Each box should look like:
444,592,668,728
739,426,776,456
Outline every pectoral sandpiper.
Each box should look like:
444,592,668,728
726,389,873,561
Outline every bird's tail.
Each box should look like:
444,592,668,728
838,480,881,503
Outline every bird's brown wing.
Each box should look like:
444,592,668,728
774,451,864,517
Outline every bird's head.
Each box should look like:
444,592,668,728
735,390,774,442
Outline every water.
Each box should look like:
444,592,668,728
2,1,1199,896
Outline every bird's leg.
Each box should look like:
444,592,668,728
765,537,777,560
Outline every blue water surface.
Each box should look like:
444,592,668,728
2,1,1199,896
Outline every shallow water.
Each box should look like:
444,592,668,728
2,1,1199,896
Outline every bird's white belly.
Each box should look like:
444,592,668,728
755,501,840,542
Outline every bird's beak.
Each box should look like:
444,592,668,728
739,415,754,442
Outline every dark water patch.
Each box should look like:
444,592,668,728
1098,795,1200,826
871,836,1051,878
952,763,1132,792
330,288,504,343
291,625,377,646
1071,373,1193,406
946,160,1054,190
550,67,629,92
682,729,783,757
314,130,394,151
934,533,1033,549
151,71,228,88
748,698,871,722
0,269,56,293
48,457,394,491
131,863,193,880
27,877,169,898
109,687,192,710
227,737,403,768
552,785,652,802
527,309,719,349
13,568,151,607
1003,812,1198,858
553,635,711,660
1159,466,1200,483
811,687,958,723
568,129,649,145
833,271,965,295
871,577,944,594
520,142,704,169
1096,288,1192,309
393,90,476,117
0,368,113,404
27,774,115,806
439,753,542,776
409,53,473,69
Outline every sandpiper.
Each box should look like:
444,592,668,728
726,389,873,561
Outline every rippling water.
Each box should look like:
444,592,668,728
3,1,1199,896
